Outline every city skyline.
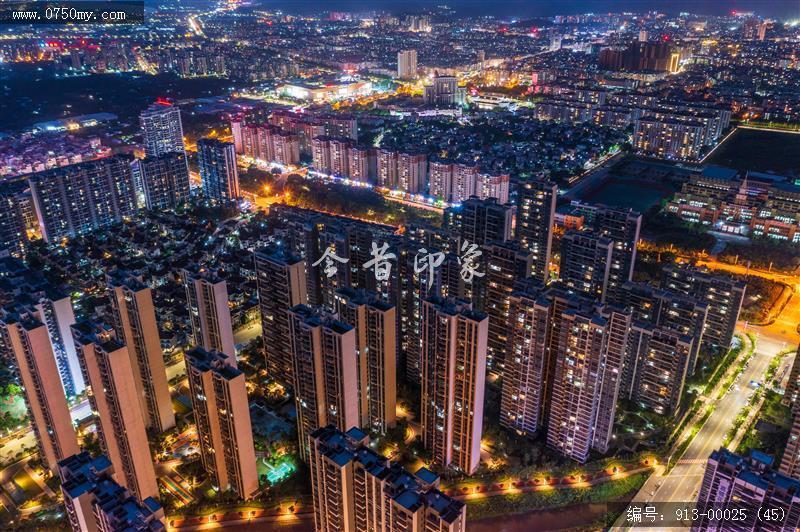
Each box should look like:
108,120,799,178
0,1,798,530
252,0,800,20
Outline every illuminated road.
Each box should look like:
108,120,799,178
621,330,788,529
737,124,800,135
451,465,652,502
382,193,445,213
168,504,313,531
0,399,90,465
695,259,800,345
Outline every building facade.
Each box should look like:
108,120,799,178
138,152,191,211
58,453,165,532
107,270,175,432
71,321,159,502
695,449,800,531
198,138,240,203
28,155,137,243
420,298,487,474
182,266,237,361
334,288,397,434
515,179,557,282
254,247,308,383
140,101,185,157
546,300,630,463
184,347,259,498
0,306,79,472
309,426,466,532
289,305,360,461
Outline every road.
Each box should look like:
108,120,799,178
563,150,625,198
695,259,800,345
0,399,91,465
169,504,313,531
623,329,787,519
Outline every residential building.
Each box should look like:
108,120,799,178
695,449,800,531
71,321,159,502
546,300,630,462
138,152,190,211
661,264,745,351
420,297,487,474
288,305,359,461
780,405,800,480
309,426,466,532
444,196,512,247
58,453,165,532
617,281,708,374
599,40,676,72
28,155,137,243
396,243,444,384
559,231,614,301
483,242,532,370
312,136,333,174
198,138,239,203
107,270,175,432
397,49,418,79
182,265,237,361
30,291,84,397
476,172,510,204
0,305,79,471
233,121,300,166
398,152,427,194
348,145,376,183
273,129,301,166
452,163,477,203
334,288,397,434
625,323,693,415
254,246,308,383
428,162,508,204
184,347,259,498
573,203,641,303
312,136,355,177
500,282,549,435
515,179,557,282
0,180,29,258
377,149,399,189
140,101,185,157
633,118,706,160
783,344,800,409
429,161,454,201
330,137,352,177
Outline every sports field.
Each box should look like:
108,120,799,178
705,127,800,175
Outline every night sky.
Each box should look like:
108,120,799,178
256,0,800,20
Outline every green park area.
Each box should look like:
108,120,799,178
736,390,792,457
0,383,28,432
